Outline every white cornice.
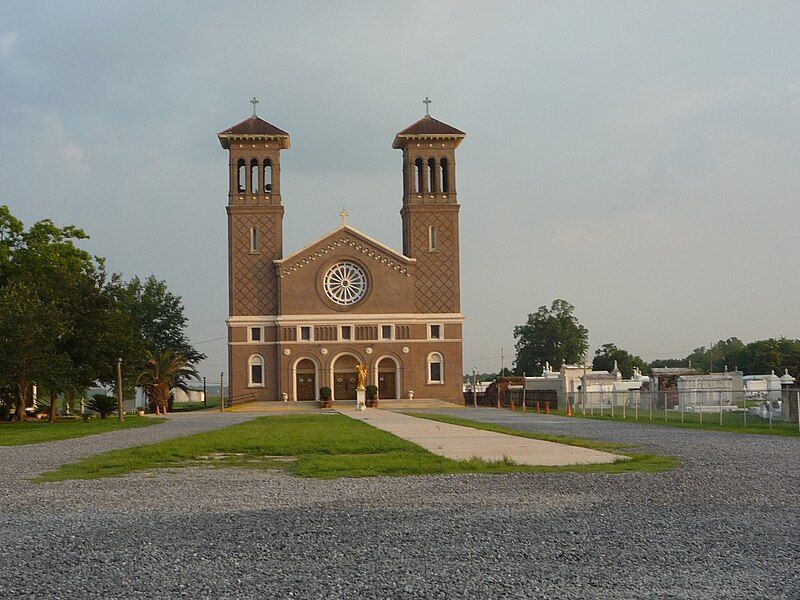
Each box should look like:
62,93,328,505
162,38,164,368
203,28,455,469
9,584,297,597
275,225,415,279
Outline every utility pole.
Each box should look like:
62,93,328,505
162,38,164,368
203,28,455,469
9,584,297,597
116,358,124,422
583,353,588,416
472,366,477,408
500,347,505,378
203,376,207,409
219,372,224,413
709,341,713,373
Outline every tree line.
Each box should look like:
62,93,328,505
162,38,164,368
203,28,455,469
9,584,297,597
0,206,204,421
468,299,800,381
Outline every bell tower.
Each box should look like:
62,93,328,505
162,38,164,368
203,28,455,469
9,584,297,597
218,99,290,318
393,102,465,314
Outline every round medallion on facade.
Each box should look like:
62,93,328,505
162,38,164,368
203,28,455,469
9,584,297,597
283,349,291,355
365,347,373,354
323,261,368,306
321,348,328,355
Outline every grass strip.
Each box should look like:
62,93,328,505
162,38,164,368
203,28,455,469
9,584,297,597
169,396,221,412
548,407,800,437
0,415,164,446
34,413,676,482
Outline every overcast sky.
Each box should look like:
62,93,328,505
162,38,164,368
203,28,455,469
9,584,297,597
2,1,799,378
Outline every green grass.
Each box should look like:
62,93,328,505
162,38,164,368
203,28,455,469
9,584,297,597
34,413,676,482
0,415,165,446
169,395,222,412
553,405,800,437
406,412,678,474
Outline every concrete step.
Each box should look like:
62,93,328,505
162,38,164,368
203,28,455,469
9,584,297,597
227,399,462,412
374,398,463,410
227,401,321,413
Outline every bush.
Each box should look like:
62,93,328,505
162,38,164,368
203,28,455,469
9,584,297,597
366,385,378,399
0,401,10,421
320,387,332,400
88,394,118,419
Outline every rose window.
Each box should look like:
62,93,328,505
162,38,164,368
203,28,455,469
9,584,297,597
323,261,368,306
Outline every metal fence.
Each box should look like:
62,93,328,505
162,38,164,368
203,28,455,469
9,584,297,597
565,388,800,429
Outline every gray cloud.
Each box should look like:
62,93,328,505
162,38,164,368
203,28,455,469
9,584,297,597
1,2,798,377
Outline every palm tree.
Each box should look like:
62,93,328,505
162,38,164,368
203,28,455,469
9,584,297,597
137,350,199,415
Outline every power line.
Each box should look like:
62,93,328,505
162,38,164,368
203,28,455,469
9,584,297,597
194,336,226,344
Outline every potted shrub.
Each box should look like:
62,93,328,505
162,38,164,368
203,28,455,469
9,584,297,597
365,385,378,408
319,387,332,409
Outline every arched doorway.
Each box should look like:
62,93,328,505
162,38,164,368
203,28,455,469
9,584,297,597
377,356,399,399
332,354,359,401
295,358,316,401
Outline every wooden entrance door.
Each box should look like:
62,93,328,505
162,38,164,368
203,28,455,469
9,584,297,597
332,355,359,401
377,357,397,399
295,359,316,401
378,371,396,399
334,372,358,400
296,373,315,400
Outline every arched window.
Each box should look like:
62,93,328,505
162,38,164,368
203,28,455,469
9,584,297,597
428,158,437,193
440,158,449,193
248,355,264,387
414,157,424,193
427,352,443,384
237,159,246,193
428,226,438,251
250,227,259,253
250,159,259,194
263,159,272,193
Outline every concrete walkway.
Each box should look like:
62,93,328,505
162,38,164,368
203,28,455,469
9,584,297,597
339,408,622,466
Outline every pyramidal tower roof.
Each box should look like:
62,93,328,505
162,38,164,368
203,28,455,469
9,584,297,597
218,116,290,149
392,115,465,149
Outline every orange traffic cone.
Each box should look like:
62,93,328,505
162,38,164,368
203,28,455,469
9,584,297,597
566,402,573,417
544,402,550,414
534,401,540,413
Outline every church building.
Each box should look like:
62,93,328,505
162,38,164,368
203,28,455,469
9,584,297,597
219,102,465,404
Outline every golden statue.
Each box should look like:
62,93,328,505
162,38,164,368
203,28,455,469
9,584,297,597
356,362,368,390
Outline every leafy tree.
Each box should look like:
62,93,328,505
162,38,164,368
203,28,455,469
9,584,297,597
107,275,206,365
8,215,117,421
0,282,65,420
137,350,199,414
592,343,648,379
648,358,688,369
745,339,785,375
649,337,800,378
685,338,746,373
513,299,588,376
0,205,199,422
0,205,23,284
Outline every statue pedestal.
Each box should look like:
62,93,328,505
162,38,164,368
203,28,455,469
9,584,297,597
356,388,366,411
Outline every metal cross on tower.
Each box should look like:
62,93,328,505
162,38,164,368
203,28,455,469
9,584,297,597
423,96,431,116
250,96,259,117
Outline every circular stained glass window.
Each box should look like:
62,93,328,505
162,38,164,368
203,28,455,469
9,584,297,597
323,261,368,306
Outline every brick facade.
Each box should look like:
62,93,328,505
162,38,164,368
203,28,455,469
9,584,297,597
220,112,466,404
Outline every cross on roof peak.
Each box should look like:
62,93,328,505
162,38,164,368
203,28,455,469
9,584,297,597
423,96,431,116
250,96,259,117
339,209,349,225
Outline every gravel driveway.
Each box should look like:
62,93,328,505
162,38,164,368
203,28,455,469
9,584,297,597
1,409,798,599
